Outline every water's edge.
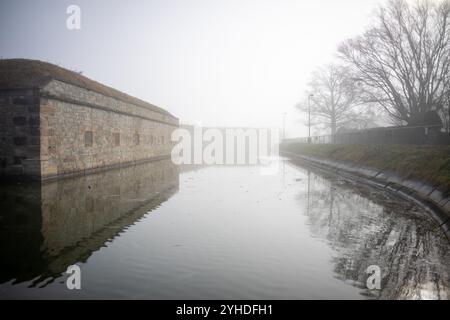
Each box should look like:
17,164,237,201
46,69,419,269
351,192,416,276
281,151,450,240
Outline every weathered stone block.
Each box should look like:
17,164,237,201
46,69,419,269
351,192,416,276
13,136,27,146
28,116,39,126
12,116,27,126
13,97,33,105
30,127,41,136
40,105,56,115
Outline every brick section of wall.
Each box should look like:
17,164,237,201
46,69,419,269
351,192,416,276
0,89,41,178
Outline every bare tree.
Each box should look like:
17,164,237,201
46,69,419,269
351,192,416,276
296,64,373,139
338,0,450,125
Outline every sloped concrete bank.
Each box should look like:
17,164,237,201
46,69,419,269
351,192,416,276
281,150,450,239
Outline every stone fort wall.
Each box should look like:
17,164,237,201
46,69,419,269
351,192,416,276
39,80,178,180
0,78,178,180
0,88,41,178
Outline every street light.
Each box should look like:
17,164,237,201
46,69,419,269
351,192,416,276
308,94,314,143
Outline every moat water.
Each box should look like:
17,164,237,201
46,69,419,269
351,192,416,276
0,157,449,299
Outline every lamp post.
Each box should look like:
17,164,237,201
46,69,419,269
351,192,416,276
308,94,314,143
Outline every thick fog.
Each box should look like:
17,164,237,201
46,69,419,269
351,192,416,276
1,0,387,136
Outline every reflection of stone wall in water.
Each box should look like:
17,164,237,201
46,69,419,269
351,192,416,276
0,184,45,284
0,159,179,286
302,170,450,299
41,158,179,258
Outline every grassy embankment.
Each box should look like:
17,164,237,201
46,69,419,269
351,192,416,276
280,142,450,193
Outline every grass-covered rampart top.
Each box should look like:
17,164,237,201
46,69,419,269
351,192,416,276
280,142,450,193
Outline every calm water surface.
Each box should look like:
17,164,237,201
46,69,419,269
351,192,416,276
0,157,449,299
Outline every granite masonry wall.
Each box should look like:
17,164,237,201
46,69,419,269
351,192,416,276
0,79,178,180
0,88,41,178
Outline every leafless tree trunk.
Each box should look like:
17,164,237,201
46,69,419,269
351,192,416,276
338,0,450,125
296,64,371,139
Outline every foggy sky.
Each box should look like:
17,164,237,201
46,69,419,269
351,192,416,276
1,0,386,137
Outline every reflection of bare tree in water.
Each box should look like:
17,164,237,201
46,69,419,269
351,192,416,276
299,165,450,299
